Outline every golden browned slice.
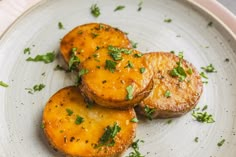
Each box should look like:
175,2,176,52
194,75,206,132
137,52,203,119
79,47,153,109
42,86,136,157
60,23,131,65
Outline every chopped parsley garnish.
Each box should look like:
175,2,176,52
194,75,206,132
75,115,84,125
68,48,80,71
114,5,125,12
130,117,139,123
90,4,100,17
200,72,208,79
40,123,45,129
144,106,155,120
170,51,175,54
75,69,89,85
201,64,217,73
54,64,66,71
217,139,225,147
26,84,45,94
131,41,138,49
127,139,145,157
91,32,99,38
192,109,215,123
0,81,8,88
137,0,143,11
105,60,117,73
133,53,143,58
167,119,172,124
24,47,31,54
187,68,193,75
207,21,213,27
170,62,187,81
164,18,172,23
58,22,64,29
125,61,134,68
26,52,55,63
126,85,134,100
164,90,171,98
66,108,73,116
202,105,208,111
108,45,132,55
95,122,121,148
194,137,199,143
109,51,122,61
140,67,145,74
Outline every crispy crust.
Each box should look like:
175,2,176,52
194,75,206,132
137,52,203,118
60,23,131,64
42,86,137,157
79,48,154,109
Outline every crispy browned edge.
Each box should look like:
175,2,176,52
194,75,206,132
42,86,137,157
136,52,203,118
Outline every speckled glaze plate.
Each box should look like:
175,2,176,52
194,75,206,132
1,0,236,156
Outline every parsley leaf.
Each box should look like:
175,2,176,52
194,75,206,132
201,64,217,73
127,139,145,157
90,4,100,17
133,53,143,58
194,137,199,143
200,72,208,79
217,139,225,147
26,52,55,64
144,106,155,120
26,84,45,94
66,108,73,116
68,48,80,71
131,41,138,49
58,22,64,29
164,90,171,98
75,69,89,85
75,115,84,125
125,61,134,68
114,5,125,12
167,119,172,124
95,122,121,148
108,45,132,55
164,18,172,23
126,85,134,100
170,62,187,81
130,117,139,123
140,67,145,74
0,81,8,88
137,0,143,11
105,60,117,73
109,51,122,61
24,47,31,55
192,109,215,123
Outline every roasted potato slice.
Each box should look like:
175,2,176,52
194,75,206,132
79,47,153,109
42,86,136,157
60,23,131,64
137,52,203,118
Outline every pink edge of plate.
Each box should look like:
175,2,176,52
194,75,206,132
189,0,236,39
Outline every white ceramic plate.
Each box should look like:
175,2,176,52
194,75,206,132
1,0,236,156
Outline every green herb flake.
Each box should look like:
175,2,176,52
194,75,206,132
187,68,193,75
91,32,99,38
130,118,139,123
105,60,117,73
68,51,80,71
217,139,225,147
207,21,213,27
202,105,208,111
167,119,172,124
0,81,9,88
131,41,138,49
75,115,84,125
66,108,73,116
164,18,172,23
24,47,31,55
90,4,100,18
170,51,175,54
109,51,122,61
200,72,208,79
194,137,199,143
126,85,134,100
108,45,132,55
54,64,65,71
95,122,121,148
133,53,143,58
127,139,145,157
114,5,125,12
33,84,45,91
144,106,155,120
192,110,215,123
140,67,145,74
58,22,65,29
164,90,171,98
170,62,187,81
201,64,217,73
137,0,143,11
40,123,45,129
125,61,134,68
75,69,89,85
26,52,55,64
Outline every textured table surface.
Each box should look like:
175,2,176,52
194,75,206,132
0,0,236,35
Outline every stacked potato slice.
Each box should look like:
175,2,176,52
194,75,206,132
42,23,203,157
